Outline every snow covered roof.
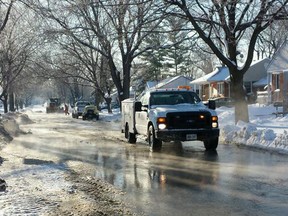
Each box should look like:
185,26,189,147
209,67,230,82
191,58,269,85
191,66,230,84
146,81,157,89
267,40,288,73
244,58,270,82
154,75,192,89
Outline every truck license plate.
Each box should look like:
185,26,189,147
186,134,197,140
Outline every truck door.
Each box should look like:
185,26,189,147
135,93,149,135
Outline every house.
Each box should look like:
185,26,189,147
191,58,269,101
243,58,270,94
266,41,288,105
190,66,230,100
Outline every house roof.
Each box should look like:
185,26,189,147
154,75,192,89
191,58,269,85
191,66,229,84
146,81,157,89
209,67,230,82
267,40,288,73
243,58,270,82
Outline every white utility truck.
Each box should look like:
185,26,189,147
121,87,219,151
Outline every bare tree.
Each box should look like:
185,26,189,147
55,36,115,112
164,0,288,123
0,3,41,112
26,0,165,103
0,1,14,34
255,20,288,59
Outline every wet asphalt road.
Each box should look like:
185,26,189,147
21,112,288,216
89,139,288,216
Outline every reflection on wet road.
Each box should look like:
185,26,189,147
18,113,288,216
85,139,288,216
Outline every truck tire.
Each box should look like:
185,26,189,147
204,137,218,151
125,124,136,144
148,125,162,152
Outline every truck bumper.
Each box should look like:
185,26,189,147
156,128,220,142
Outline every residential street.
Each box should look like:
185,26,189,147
0,108,288,216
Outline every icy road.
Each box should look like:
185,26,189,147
0,108,288,216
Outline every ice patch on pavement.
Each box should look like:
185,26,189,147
0,164,71,215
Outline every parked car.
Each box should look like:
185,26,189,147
72,101,91,119
82,105,99,120
211,97,234,108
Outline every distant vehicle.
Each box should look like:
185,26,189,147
211,97,234,108
46,98,61,113
72,101,91,119
82,105,99,120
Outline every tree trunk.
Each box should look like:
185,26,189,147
105,97,112,114
230,68,249,123
3,94,8,113
9,92,15,112
121,56,132,101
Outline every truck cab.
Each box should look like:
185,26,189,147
122,88,219,152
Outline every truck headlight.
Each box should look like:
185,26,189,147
158,123,166,130
157,117,167,130
211,116,218,128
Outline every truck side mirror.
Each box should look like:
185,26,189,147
142,105,148,111
208,100,216,110
134,101,142,112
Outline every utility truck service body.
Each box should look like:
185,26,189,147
121,87,219,151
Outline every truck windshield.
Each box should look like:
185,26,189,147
150,91,201,106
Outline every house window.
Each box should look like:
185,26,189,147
217,82,224,96
275,74,280,90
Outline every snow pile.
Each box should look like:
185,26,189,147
100,109,121,123
16,113,35,125
0,112,34,148
217,104,288,153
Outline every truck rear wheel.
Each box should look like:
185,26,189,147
148,125,162,152
204,138,218,151
125,124,136,144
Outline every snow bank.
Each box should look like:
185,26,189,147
218,104,288,153
0,112,34,148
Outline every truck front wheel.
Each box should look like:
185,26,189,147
204,138,218,151
148,125,162,152
125,124,136,144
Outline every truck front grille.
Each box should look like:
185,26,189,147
166,112,212,129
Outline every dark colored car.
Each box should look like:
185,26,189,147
211,97,234,108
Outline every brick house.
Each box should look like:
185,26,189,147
267,41,288,106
